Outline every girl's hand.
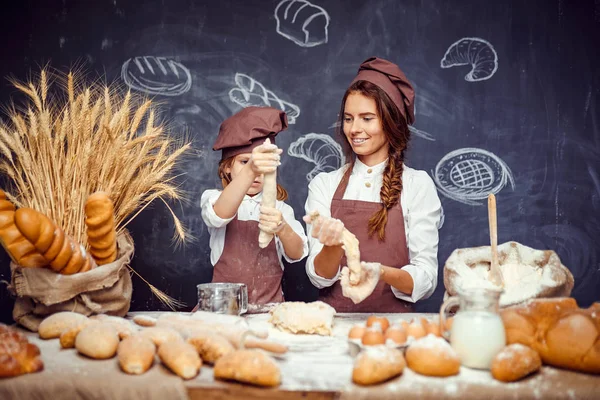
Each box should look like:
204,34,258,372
249,143,282,176
259,206,286,234
303,214,344,247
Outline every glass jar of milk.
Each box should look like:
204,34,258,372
440,287,506,369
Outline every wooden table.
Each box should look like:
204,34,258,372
1,312,599,400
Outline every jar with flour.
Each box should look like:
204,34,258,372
440,287,506,369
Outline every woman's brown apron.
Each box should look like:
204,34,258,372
318,168,413,312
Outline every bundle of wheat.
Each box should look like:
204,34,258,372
0,68,191,308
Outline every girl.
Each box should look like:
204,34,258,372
201,106,308,305
304,57,443,312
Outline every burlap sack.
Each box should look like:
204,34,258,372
443,241,574,308
8,231,134,331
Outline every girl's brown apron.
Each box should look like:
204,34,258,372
212,217,284,304
318,168,413,312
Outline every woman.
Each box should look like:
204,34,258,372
201,106,308,304
304,57,442,312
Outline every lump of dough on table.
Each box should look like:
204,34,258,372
269,301,336,335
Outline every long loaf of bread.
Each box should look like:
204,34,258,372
14,208,94,274
501,297,600,374
0,190,46,267
84,191,117,265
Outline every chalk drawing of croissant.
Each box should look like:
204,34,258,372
288,133,345,181
440,37,498,82
274,0,330,48
229,73,300,124
121,56,192,96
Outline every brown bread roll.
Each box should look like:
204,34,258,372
352,346,405,385
405,334,460,377
75,323,120,359
491,344,542,382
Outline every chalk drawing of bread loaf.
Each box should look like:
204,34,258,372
441,37,498,82
229,73,300,124
121,56,192,96
274,0,330,48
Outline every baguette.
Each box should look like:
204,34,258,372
84,191,118,265
14,208,95,274
501,298,600,374
0,190,46,268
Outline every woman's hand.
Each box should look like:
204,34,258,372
258,206,286,234
303,214,344,247
249,143,282,176
340,261,381,304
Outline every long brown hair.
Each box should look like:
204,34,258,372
336,80,411,241
218,156,288,201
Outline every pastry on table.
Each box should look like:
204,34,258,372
0,323,44,378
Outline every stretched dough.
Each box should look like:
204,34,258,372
304,211,361,284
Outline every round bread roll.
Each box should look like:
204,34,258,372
38,312,89,339
491,344,542,382
75,323,119,359
406,334,460,377
352,346,405,385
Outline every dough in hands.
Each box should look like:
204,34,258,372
258,138,277,249
341,262,381,304
304,210,362,285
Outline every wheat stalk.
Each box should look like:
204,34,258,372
0,68,192,309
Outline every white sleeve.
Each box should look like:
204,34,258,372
391,172,441,303
304,173,341,288
275,202,309,263
200,189,235,229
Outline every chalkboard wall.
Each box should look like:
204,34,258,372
1,0,599,323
